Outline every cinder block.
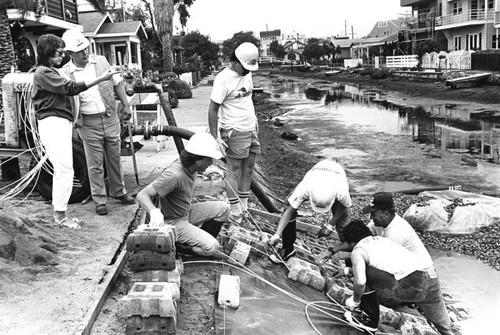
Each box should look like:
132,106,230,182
379,305,401,328
286,257,325,291
228,241,251,266
129,250,176,271
324,277,352,305
127,224,177,253
118,282,179,318
130,267,181,289
227,225,261,249
217,274,240,309
126,315,176,335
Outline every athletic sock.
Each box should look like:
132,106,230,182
238,191,250,211
229,198,242,215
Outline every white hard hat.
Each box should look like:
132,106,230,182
185,133,223,159
235,42,259,71
309,178,336,213
62,29,90,52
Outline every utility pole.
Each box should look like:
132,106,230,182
351,26,354,39
345,20,347,37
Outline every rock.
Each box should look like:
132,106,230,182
281,131,298,140
273,118,284,127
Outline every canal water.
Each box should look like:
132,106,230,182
254,76,500,195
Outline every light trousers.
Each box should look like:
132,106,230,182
38,117,74,212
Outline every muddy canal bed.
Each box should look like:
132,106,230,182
253,73,500,196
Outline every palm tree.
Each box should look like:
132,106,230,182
151,0,194,72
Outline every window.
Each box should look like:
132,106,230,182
467,33,481,50
454,36,462,50
492,34,499,49
452,1,463,15
378,21,388,27
488,0,493,9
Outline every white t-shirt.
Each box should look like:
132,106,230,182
354,236,429,280
210,67,256,132
367,214,433,268
287,160,352,210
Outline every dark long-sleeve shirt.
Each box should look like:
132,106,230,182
32,65,88,122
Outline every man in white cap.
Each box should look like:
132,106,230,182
60,29,134,216
268,159,352,263
136,133,230,257
208,42,260,225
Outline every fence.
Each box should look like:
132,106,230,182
471,52,500,71
421,51,473,70
386,55,419,68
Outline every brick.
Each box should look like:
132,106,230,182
228,241,251,266
127,224,177,253
118,282,179,318
129,250,176,271
217,275,240,309
126,315,176,335
286,257,325,290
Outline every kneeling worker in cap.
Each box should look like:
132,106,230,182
136,133,230,256
268,159,352,263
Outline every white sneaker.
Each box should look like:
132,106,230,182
269,249,296,264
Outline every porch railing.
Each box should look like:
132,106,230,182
436,9,494,27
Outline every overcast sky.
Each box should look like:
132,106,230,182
174,0,411,41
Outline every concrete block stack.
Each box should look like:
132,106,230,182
225,225,271,258
120,224,182,334
286,257,326,290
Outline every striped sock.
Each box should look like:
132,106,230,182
229,198,241,215
238,191,250,211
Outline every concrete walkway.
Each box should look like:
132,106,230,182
119,77,500,334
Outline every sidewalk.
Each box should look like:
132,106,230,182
121,80,214,191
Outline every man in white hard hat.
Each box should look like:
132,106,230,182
60,29,134,216
136,133,230,257
268,159,352,263
208,42,260,226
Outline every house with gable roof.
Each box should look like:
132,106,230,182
78,9,147,69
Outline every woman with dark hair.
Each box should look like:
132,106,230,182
32,33,117,229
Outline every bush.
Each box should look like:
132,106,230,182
370,68,388,79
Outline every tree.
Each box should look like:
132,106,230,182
181,31,219,67
150,0,195,72
322,42,335,60
302,42,324,62
221,31,260,60
269,40,285,58
335,45,342,59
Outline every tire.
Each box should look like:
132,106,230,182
30,138,91,204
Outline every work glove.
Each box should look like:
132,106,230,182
203,165,224,178
268,234,280,247
345,296,360,311
317,225,333,238
149,208,164,227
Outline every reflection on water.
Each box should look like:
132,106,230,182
263,81,500,165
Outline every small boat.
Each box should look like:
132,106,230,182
325,70,340,76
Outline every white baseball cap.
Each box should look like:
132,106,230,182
308,177,337,213
235,42,259,71
185,133,223,159
62,29,90,52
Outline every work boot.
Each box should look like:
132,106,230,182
115,193,135,205
175,243,195,256
200,219,224,238
96,204,108,215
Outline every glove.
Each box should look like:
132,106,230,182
149,208,164,227
317,225,333,238
345,296,360,311
268,234,280,247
